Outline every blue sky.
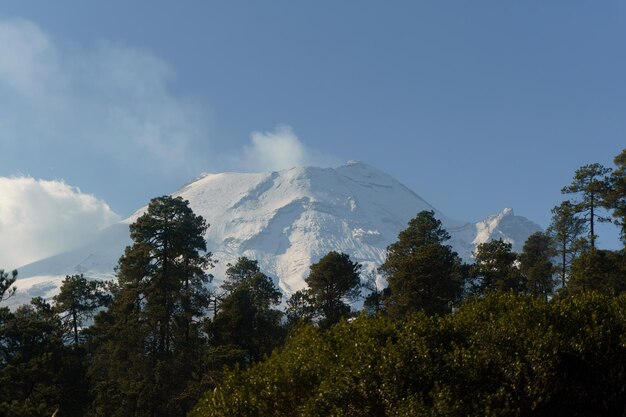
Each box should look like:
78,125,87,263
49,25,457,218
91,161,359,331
1,1,625,266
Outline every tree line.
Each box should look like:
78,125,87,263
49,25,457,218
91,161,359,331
0,148,625,416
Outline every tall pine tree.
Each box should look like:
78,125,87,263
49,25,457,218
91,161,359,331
90,196,212,417
207,257,283,363
561,163,611,249
381,210,464,317
471,239,522,294
606,148,626,245
53,274,110,346
304,251,361,329
518,232,556,299
547,201,586,287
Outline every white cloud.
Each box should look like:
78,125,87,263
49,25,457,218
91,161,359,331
0,18,211,175
237,125,340,172
0,177,120,269
0,18,340,179
0,18,346,274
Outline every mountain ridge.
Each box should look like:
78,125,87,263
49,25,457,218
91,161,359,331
9,162,541,307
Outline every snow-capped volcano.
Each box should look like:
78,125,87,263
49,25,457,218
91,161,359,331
10,162,541,307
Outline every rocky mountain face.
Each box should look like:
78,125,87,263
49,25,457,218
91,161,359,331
10,162,541,307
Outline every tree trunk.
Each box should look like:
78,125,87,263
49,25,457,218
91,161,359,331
72,307,79,346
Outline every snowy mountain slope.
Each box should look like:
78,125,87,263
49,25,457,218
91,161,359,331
17,223,131,279
7,162,541,308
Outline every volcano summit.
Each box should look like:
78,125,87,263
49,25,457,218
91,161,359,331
12,162,541,307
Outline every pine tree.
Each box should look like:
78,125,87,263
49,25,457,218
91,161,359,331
362,272,388,315
207,257,283,363
471,239,522,294
518,232,556,299
381,210,464,317
285,289,316,326
53,274,110,346
562,163,612,249
606,148,626,245
568,249,626,294
221,258,281,307
0,269,17,302
305,251,361,329
0,297,89,417
90,196,212,417
547,201,587,287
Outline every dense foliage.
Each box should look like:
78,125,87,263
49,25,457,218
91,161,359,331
0,298,89,417
190,292,626,417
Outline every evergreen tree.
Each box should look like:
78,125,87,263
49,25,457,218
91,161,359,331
90,196,212,417
0,269,17,302
381,210,464,317
285,289,316,326
221,257,281,307
0,297,89,417
562,163,612,249
53,274,110,346
471,239,522,294
606,148,626,245
568,249,626,295
305,251,361,329
518,232,556,299
207,257,283,363
547,201,587,287
362,272,387,315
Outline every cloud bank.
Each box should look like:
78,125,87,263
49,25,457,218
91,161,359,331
0,18,211,175
0,177,120,269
